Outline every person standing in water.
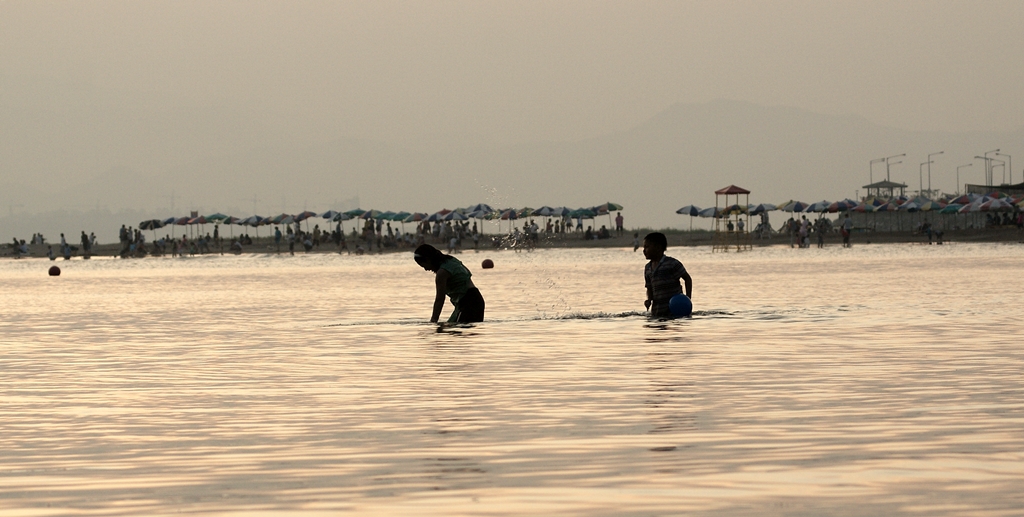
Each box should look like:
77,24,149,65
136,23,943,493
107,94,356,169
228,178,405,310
414,244,485,323
643,232,692,319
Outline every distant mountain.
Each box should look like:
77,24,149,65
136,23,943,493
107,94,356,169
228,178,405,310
3,97,1022,241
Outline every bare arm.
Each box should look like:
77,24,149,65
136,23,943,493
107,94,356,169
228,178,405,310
431,269,451,323
682,270,693,299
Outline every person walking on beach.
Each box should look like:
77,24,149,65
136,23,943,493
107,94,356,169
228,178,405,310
841,213,853,248
615,212,624,236
274,226,282,252
413,244,485,324
643,232,692,319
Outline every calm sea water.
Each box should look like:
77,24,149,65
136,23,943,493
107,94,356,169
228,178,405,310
2,243,1022,516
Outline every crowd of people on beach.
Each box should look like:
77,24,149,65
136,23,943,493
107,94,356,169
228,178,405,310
8,231,96,260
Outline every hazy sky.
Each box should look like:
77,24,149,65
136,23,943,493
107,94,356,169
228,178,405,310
3,0,1023,146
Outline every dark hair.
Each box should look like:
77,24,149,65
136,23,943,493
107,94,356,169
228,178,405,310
643,232,667,250
413,244,450,269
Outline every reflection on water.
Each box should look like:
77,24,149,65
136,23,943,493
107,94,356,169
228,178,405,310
2,243,1023,515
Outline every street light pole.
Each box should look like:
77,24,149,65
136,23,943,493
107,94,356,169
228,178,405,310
869,158,885,184
995,153,1012,184
957,164,972,195
927,151,943,196
919,161,932,195
991,159,1006,184
885,153,905,182
983,149,1000,185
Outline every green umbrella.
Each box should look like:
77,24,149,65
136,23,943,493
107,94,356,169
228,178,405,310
594,202,624,212
343,208,366,217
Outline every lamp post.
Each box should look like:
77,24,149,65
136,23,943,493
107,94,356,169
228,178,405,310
991,159,1006,185
869,157,885,184
957,164,972,195
919,161,932,196
885,153,905,182
995,153,1012,184
983,149,1000,185
927,151,943,196
975,155,995,188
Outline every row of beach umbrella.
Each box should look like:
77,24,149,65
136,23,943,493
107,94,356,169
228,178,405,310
677,193,1022,219
138,202,625,237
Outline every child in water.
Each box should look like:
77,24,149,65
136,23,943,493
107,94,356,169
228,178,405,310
414,244,485,323
643,232,693,318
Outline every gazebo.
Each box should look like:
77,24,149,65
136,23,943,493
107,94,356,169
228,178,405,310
713,185,752,252
862,180,907,199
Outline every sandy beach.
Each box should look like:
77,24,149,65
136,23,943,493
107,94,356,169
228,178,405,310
7,226,1023,260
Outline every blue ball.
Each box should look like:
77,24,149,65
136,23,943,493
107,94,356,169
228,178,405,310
669,294,692,317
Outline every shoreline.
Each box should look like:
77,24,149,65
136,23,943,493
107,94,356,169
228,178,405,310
6,227,1023,259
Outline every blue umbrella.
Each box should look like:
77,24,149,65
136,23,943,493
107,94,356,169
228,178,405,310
676,205,701,230
676,205,701,216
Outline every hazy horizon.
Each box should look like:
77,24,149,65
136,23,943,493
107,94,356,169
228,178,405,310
3,1,1024,241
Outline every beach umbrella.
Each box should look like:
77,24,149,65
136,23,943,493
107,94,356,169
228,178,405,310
806,201,831,213
328,212,352,233
853,203,874,213
320,210,340,220
465,203,494,215
389,211,411,222
698,206,720,218
721,204,747,215
403,212,427,223
676,205,701,216
899,202,920,212
918,201,944,212
676,205,701,230
939,204,963,214
426,210,449,222
270,213,291,224
442,211,469,221
295,211,317,222
139,219,165,240
781,201,809,213
496,209,519,232
980,198,1014,211
594,202,624,213
958,203,980,213
516,207,534,218
343,208,366,217
205,213,229,222
748,203,776,215
222,216,240,238
531,206,556,217
568,208,595,218
360,209,383,220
